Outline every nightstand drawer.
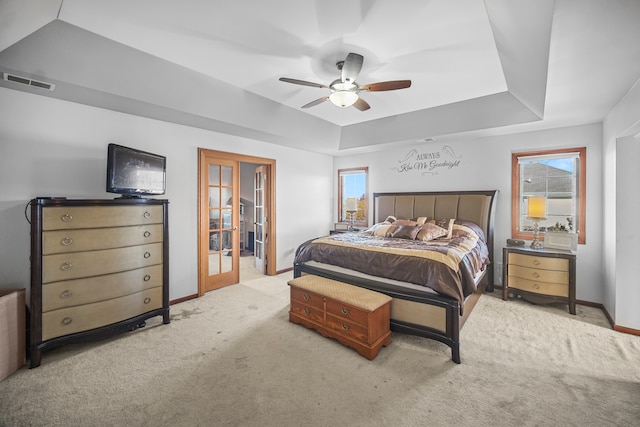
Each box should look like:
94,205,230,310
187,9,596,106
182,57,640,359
508,265,569,285
507,276,568,297
508,253,568,271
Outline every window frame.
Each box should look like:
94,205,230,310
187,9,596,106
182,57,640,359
511,147,586,244
337,167,368,227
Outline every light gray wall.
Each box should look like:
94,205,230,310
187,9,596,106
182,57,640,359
604,75,640,330
0,88,333,302
335,123,604,304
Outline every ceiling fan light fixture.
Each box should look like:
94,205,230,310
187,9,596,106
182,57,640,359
329,90,359,108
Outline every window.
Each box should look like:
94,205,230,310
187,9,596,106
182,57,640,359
338,167,368,227
512,147,586,244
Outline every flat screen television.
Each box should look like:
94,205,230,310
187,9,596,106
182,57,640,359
106,143,166,197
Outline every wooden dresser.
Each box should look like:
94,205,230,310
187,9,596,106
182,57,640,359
29,198,170,367
288,275,392,360
502,245,576,314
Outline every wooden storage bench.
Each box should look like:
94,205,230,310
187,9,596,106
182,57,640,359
288,275,392,360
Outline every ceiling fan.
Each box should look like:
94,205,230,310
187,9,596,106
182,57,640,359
279,52,411,111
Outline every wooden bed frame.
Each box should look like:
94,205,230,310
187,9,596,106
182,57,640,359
294,190,498,363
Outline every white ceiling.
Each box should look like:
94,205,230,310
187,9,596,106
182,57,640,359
1,0,640,156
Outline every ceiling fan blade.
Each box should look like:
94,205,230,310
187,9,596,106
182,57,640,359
360,80,412,91
301,96,329,108
279,77,328,89
353,97,370,111
341,52,363,83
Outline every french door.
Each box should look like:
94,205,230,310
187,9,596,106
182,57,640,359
198,149,277,296
199,152,240,292
254,165,267,273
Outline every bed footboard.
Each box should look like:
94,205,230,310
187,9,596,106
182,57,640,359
294,262,473,364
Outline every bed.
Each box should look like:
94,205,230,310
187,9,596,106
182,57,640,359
293,190,498,363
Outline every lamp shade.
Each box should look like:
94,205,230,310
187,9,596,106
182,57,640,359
527,196,546,218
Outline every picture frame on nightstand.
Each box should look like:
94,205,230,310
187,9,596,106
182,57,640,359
544,231,578,251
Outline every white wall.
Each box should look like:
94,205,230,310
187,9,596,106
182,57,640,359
335,123,604,303
603,76,640,330
0,88,333,301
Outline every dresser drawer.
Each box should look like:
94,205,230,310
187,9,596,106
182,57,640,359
325,299,368,326
42,287,163,341
508,265,569,285
42,243,162,283
507,275,569,297
508,253,568,271
290,287,325,311
42,264,163,312
289,300,324,325
42,205,163,230
42,224,163,255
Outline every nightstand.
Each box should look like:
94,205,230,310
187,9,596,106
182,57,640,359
502,246,576,314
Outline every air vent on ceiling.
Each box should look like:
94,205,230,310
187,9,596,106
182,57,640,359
3,73,55,91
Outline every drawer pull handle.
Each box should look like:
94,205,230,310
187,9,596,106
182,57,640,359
144,252,151,259
144,231,151,238
144,275,151,282
61,237,73,246
143,211,151,219
303,293,310,301
533,259,540,266
341,323,350,331
303,308,311,315
144,297,151,304
341,307,350,315
533,283,540,289
61,213,73,222
61,317,72,326
60,262,73,271
59,290,72,299
532,272,540,278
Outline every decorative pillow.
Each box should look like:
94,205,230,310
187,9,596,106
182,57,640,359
454,220,486,242
415,216,428,225
394,219,419,227
362,221,390,235
451,223,478,240
384,215,397,223
428,218,455,239
373,224,396,237
416,223,448,241
391,225,421,240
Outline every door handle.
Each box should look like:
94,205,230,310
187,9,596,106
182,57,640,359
233,226,238,230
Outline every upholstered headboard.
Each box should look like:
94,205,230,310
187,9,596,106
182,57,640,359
373,190,498,262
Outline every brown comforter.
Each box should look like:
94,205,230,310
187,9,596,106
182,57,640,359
294,221,489,304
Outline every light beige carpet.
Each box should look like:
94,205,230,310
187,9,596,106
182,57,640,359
1,272,638,427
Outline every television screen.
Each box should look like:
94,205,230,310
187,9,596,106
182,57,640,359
106,143,166,196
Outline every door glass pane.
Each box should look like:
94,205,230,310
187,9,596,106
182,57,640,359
209,231,220,251
222,166,232,187
208,253,220,275
222,209,232,228
209,210,220,230
221,187,232,207
222,230,232,250
221,250,232,273
209,165,220,186
209,187,220,208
